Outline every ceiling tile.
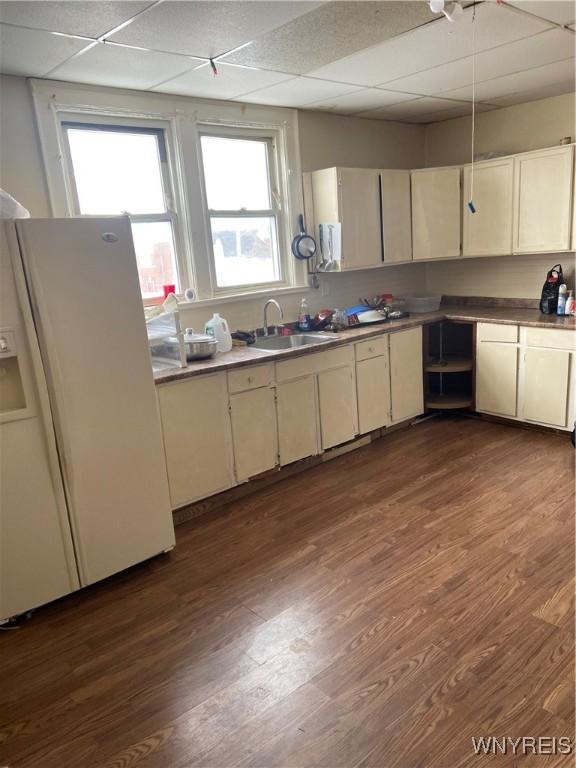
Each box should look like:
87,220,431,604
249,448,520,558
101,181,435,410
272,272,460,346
234,77,361,107
49,41,204,90
406,102,498,124
484,79,576,106
357,96,465,120
221,1,436,75
442,57,575,101
382,28,575,97
307,2,553,87
0,1,152,38
506,1,576,24
305,88,418,115
152,62,294,99
0,23,91,77
110,1,321,59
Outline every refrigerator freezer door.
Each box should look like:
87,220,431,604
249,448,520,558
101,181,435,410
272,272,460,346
15,217,175,585
1,222,79,621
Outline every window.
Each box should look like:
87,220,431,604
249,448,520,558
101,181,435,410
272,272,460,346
62,122,180,301
200,132,284,290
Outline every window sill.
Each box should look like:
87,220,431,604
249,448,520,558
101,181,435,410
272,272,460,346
176,285,309,309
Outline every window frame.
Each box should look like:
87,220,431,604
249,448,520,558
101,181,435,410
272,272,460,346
30,79,306,306
198,125,289,295
59,116,188,305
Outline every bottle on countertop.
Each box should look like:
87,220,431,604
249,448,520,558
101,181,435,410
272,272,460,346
298,298,311,331
564,290,574,315
557,284,568,315
204,312,232,353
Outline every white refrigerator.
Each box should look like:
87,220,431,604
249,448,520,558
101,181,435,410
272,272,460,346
0,217,175,622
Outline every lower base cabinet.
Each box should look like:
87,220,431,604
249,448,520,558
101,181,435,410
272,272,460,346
277,376,319,466
476,342,518,417
356,354,391,433
157,374,235,507
230,387,278,481
522,347,570,427
390,327,424,423
318,366,357,449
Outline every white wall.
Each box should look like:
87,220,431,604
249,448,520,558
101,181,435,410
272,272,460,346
0,75,51,217
0,75,427,331
424,93,576,299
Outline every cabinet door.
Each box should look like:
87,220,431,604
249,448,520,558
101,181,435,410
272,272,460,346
380,170,412,264
463,158,514,256
158,374,235,507
411,167,461,260
356,354,391,434
339,168,382,270
230,387,278,481
389,328,424,423
318,365,357,450
476,343,518,417
276,376,319,465
522,348,570,427
513,146,574,253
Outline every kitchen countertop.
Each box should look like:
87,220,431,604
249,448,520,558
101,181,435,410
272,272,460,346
153,305,575,385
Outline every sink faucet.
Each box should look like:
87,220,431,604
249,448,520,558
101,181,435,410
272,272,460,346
263,299,284,336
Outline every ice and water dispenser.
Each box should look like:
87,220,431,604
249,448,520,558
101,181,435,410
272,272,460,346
0,328,27,416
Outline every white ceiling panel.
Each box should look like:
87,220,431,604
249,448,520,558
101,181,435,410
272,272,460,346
484,79,575,106
0,1,152,38
307,2,553,87
49,41,204,90
152,62,294,99
111,1,320,59
358,96,470,120
442,57,575,101
0,23,91,77
405,102,498,124
506,1,576,24
382,28,575,96
305,87,418,114
235,77,361,107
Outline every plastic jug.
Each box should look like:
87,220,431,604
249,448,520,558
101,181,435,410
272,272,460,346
204,313,232,353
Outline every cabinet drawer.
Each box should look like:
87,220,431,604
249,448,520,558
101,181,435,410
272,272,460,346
228,363,274,393
355,336,388,361
477,323,518,343
276,345,353,382
524,327,576,351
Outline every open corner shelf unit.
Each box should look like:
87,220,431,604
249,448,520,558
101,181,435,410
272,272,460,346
424,321,475,411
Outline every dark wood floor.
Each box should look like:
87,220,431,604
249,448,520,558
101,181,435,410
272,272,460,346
1,416,574,768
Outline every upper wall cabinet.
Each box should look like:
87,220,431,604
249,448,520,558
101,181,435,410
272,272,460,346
380,170,412,264
311,167,382,270
411,167,461,261
463,158,514,257
513,145,574,254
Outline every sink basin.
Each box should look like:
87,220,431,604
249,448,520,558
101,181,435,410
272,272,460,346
252,333,333,351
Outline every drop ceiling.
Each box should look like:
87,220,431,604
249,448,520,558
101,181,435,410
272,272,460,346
0,0,574,123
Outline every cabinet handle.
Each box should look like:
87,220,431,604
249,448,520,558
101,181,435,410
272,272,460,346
247,376,254,383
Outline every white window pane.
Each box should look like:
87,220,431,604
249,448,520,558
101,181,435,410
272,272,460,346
211,217,280,288
201,136,271,211
131,221,179,299
66,128,166,215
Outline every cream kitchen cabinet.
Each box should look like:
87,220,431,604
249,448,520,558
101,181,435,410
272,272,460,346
520,328,576,429
389,327,424,423
276,375,319,466
229,385,278,482
318,365,357,449
476,342,518,418
513,145,574,254
355,340,391,434
411,167,461,261
311,167,382,270
157,373,235,507
463,158,514,257
380,170,412,264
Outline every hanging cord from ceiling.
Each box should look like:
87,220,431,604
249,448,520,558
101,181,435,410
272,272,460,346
468,3,477,214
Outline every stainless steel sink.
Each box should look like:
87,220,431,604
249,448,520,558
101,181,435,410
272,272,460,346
252,333,333,351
